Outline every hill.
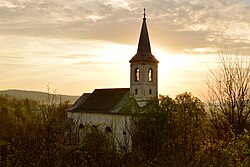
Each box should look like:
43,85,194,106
0,89,79,104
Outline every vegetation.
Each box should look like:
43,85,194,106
1,51,250,166
207,51,250,135
1,92,250,166
130,93,206,166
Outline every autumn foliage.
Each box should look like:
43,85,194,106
1,90,250,166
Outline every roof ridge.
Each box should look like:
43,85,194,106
94,88,129,91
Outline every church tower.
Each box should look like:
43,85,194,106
129,9,159,107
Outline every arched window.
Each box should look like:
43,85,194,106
135,68,140,81
79,123,84,129
135,88,138,95
149,89,152,95
105,126,112,133
148,68,153,82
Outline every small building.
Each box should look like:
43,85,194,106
68,9,159,148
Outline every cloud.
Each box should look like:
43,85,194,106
2,0,250,96
60,54,96,59
0,0,250,53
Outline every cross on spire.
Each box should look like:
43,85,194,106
143,8,146,20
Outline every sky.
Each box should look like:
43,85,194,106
1,0,250,99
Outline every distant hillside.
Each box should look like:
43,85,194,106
0,89,79,104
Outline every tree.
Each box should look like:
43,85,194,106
170,92,206,166
207,50,250,135
131,93,206,166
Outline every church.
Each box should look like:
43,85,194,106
68,9,159,114
67,10,159,137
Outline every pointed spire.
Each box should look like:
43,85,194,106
130,8,159,63
137,8,151,54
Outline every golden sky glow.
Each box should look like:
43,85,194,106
1,0,250,98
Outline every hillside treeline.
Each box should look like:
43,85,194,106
1,92,250,167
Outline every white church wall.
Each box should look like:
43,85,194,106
68,111,132,149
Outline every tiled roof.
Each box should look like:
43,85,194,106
75,88,130,113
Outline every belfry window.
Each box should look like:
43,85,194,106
148,68,153,82
135,68,140,81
